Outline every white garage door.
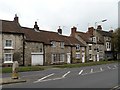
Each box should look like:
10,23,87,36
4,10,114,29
31,53,43,66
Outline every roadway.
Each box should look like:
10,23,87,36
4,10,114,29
2,63,119,89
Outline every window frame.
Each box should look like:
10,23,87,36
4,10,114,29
4,39,13,49
4,53,13,63
76,44,80,51
51,41,56,47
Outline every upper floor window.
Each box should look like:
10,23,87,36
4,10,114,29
4,40,13,49
4,53,13,63
51,41,56,47
76,44,80,50
106,42,111,51
92,37,96,43
60,42,64,48
89,46,92,50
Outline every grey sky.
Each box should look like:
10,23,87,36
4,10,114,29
0,0,119,35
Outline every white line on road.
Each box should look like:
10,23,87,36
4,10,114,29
107,66,111,69
34,73,54,83
62,71,70,78
79,70,83,75
114,65,117,68
90,68,93,73
100,67,103,71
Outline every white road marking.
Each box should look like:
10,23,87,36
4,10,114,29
79,70,83,75
62,71,70,78
114,65,117,68
100,67,103,71
90,68,93,73
107,66,111,69
34,73,54,83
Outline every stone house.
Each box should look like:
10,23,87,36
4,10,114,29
21,22,86,65
0,16,24,66
1,15,86,66
70,26,104,62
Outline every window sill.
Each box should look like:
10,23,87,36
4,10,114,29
4,61,13,64
4,47,14,50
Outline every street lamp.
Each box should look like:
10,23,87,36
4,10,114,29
94,19,107,62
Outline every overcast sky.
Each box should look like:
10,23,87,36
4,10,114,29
0,0,119,35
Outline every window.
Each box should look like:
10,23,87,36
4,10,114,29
60,42,64,48
89,54,92,60
76,44,80,50
40,48,43,52
4,40,13,48
51,41,56,47
60,54,65,62
76,53,80,59
52,54,57,63
89,46,92,50
92,37,96,43
4,53,13,63
106,42,111,50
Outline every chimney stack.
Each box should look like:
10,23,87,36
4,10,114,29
97,25,102,30
58,26,62,35
14,14,19,23
71,26,77,37
87,27,94,35
34,21,39,31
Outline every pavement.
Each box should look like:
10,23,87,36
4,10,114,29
0,77,26,85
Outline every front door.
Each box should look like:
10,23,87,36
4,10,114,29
82,53,85,63
67,53,71,64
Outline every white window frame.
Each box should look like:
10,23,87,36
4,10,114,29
106,42,111,51
60,42,64,48
60,54,65,62
92,37,96,43
4,53,13,63
76,52,80,59
4,39,13,49
76,44,80,51
52,54,57,63
51,41,56,47
89,54,92,60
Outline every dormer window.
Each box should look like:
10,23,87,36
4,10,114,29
76,44,80,50
51,41,56,47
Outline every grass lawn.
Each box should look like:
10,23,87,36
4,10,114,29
1,60,118,73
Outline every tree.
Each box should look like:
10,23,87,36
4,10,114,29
112,28,120,60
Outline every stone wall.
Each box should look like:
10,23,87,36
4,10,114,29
24,41,43,66
2,33,24,66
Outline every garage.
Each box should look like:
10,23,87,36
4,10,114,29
31,53,44,66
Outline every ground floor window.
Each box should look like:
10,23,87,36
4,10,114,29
4,53,13,63
89,54,92,60
52,54,57,63
52,53,65,63
76,52,80,59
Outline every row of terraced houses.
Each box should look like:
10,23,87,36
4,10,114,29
0,15,113,66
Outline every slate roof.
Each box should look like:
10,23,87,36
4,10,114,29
21,27,85,46
1,19,86,47
1,20,23,34
96,30,112,37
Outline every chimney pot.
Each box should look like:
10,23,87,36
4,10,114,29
97,25,102,30
71,26,77,37
58,26,62,35
34,21,39,31
14,14,19,23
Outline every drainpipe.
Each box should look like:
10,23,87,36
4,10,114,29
71,46,73,64
22,34,25,66
43,43,45,66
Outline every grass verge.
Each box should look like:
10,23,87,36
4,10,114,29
52,60,118,68
2,66,45,73
1,60,118,73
